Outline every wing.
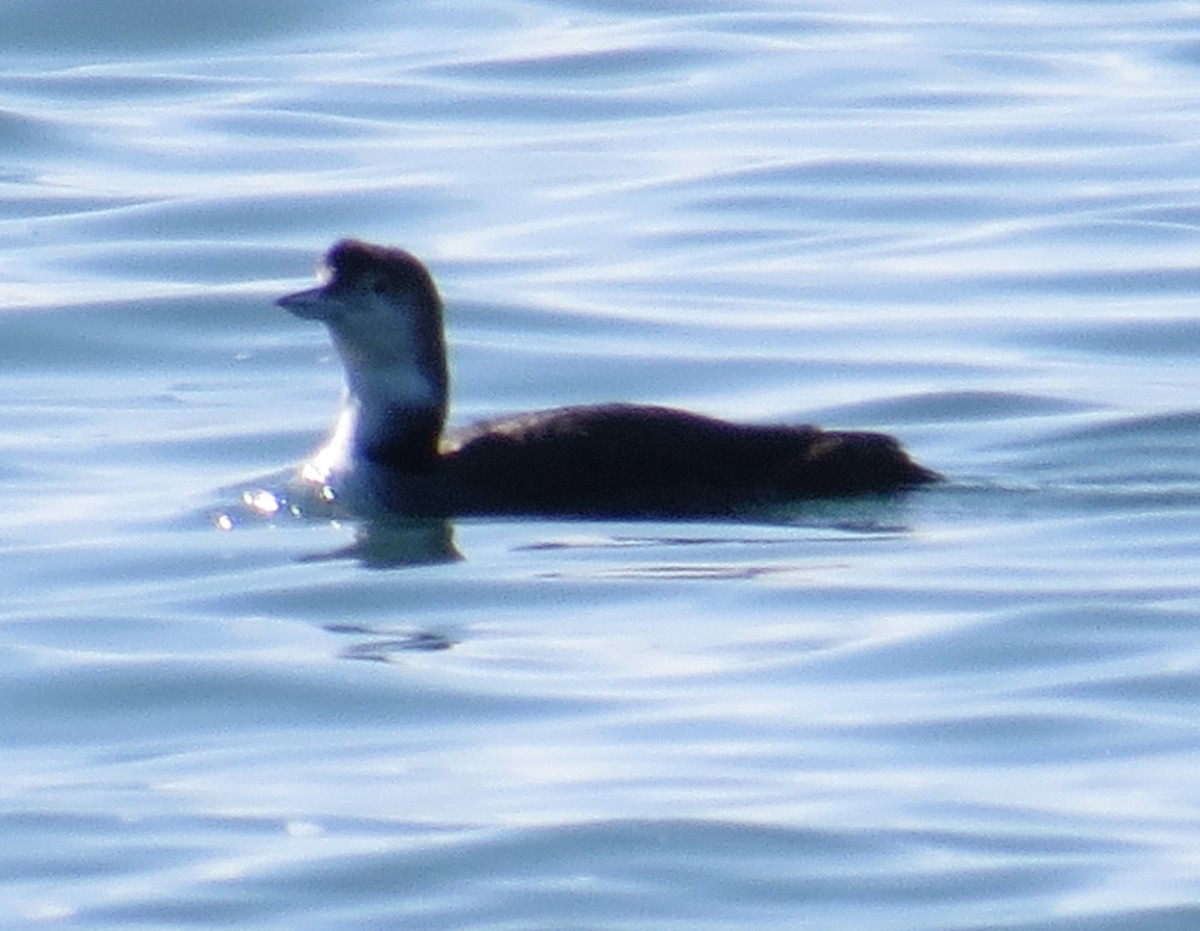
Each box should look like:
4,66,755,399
438,404,935,517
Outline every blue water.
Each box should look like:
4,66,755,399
4,1,1200,928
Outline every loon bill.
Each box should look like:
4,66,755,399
276,239,939,518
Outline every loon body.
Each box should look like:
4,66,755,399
278,239,938,518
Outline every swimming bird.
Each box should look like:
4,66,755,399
277,239,938,518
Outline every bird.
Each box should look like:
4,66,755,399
276,239,939,519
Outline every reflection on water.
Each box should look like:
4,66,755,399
301,518,463,568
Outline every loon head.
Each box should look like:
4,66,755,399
278,240,450,471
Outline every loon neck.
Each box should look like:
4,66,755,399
338,356,447,472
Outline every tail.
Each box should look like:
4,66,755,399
804,431,941,495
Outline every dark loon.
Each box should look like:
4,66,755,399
277,239,938,518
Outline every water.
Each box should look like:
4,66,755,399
4,0,1200,927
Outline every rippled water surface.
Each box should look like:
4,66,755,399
4,1,1200,928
